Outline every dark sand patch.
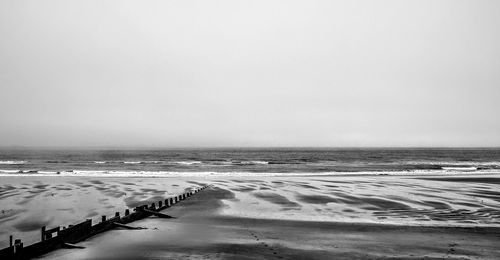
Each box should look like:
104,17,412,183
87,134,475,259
140,188,164,194
186,181,208,186
86,211,99,218
296,194,340,204
57,208,75,213
54,186,72,191
421,200,452,210
329,192,412,210
119,182,136,186
13,216,53,232
23,194,37,200
101,189,127,198
252,192,301,209
16,199,31,205
298,184,320,190
361,198,412,210
33,184,50,190
232,186,256,192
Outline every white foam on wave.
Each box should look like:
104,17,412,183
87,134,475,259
238,161,269,165
123,161,162,164
0,168,499,177
406,161,500,167
0,160,27,164
173,161,202,165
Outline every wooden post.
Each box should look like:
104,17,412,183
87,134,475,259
159,201,163,207
14,239,23,254
170,198,174,205
125,209,130,216
150,203,156,209
41,226,46,241
102,215,106,222
115,212,120,218
9,235,13,247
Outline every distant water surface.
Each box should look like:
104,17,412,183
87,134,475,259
0,148,499,176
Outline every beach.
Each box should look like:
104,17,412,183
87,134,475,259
1,174,499,259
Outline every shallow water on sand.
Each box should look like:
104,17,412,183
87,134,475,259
0,176,202,248
216,175,500,226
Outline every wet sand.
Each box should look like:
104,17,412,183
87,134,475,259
1,175,500,259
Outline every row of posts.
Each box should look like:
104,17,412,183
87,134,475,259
6,185,210,254
34,185,209,244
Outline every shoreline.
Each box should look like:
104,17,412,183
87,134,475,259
1,170,500,178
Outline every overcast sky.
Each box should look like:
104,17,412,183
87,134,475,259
1,0,499,147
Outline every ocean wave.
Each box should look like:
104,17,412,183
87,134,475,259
123,161,162,164
441,166,477,171
405,161,500,167
1,168,499,177
173,161,202,165
234,161,269,165
0,160,27,164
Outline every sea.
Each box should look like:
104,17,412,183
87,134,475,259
1,148,499,177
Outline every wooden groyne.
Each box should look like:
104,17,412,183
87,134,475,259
0,185,211,259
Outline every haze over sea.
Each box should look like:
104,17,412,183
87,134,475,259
1,148,500,176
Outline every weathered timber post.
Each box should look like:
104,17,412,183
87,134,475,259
102,215,106,222
150,203,156,210
125,209,130,216
84,219,92,236
159,201,163,207
9,235,13,247
41,226,46,241
170,198,174,205
115,212,120,218
13,239,22,254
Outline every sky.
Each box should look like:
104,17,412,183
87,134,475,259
1,0,499,147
